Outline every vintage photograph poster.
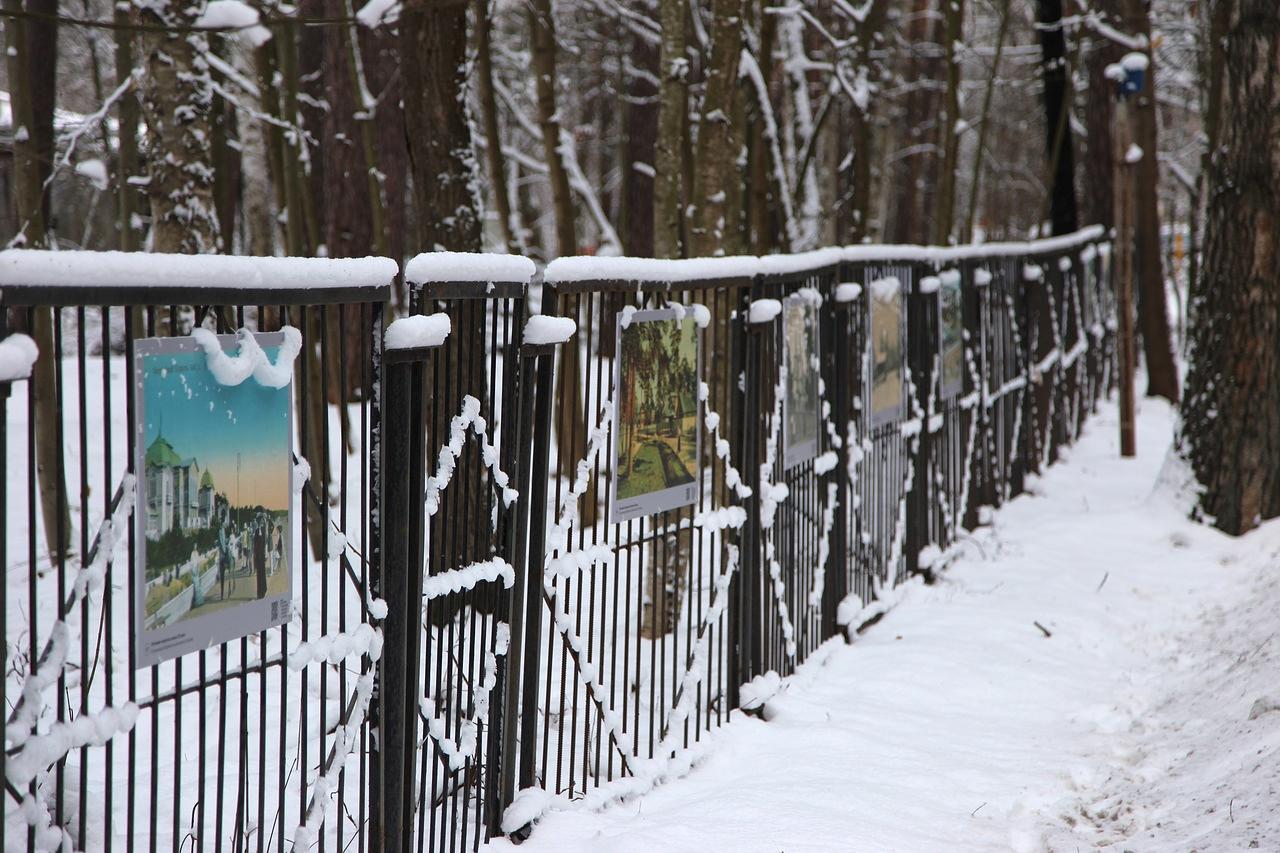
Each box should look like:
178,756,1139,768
783,294,820,468
869,276,904,427
938,270,965,398
611,308,701,524
134,332,293,667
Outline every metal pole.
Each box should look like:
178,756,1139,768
826,283,851,638
492,342,539,832
739,308,766,691
375,335,433,851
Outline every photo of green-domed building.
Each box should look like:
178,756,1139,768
138,344,291,641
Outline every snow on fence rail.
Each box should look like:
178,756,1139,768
0,227,1112,852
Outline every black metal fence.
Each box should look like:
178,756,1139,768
1,227,1112,851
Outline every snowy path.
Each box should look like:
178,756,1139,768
491,400,1280,852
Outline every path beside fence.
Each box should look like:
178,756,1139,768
492,399,1280,853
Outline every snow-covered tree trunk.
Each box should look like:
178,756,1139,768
1179,0,1280,535
138,2,222,253
233,43,277,257
690,0,745,257
400,0,482,252
654,0,688,259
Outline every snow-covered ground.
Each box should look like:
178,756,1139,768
490,398,1280,852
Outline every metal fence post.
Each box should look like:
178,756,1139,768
736,292,770,695
515,293,566,805
825,284,851,638
905,269,935,578
375,332,433,852
488,320,538,837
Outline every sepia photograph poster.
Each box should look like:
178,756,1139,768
611,308,701,524
783,294,820,468
134,332,293,667
869,277,905,427
939,270,965,398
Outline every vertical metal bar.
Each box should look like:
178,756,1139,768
493,341,537,833
737,307,765,697
376,346,422,853
517,340,558,794
826,293,850,639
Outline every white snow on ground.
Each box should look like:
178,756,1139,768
489,399,1280,852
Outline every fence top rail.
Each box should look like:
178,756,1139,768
404,251,536,286
842,224,1106,265
542,226,1106,291
0,249,396,306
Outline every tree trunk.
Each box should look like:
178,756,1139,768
476,0,523,255
885,0,941,244
1121,0,1180,403
323,0,375,261
138,1,222,253
1034,0,1078,236
1179,0,1280,535
933,0,965,244
654,0,688,259
624,25,659,258
528,0,578,257
113,2,143,251
690,0,745,256
4,0,73,564
401,0,483,252
235,42,277,257
844,0,887,244
963,0,1011,238
1080,0,1123,231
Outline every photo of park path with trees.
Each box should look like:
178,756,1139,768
613,311,700,521
939,274,965,395
784,297,819,466
870,281,904,425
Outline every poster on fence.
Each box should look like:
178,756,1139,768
611,308,701,524
783,293,820,468
134,332,293,668
939,270,965,399
869,277,904,427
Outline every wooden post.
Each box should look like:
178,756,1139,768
1112,93,1138,457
